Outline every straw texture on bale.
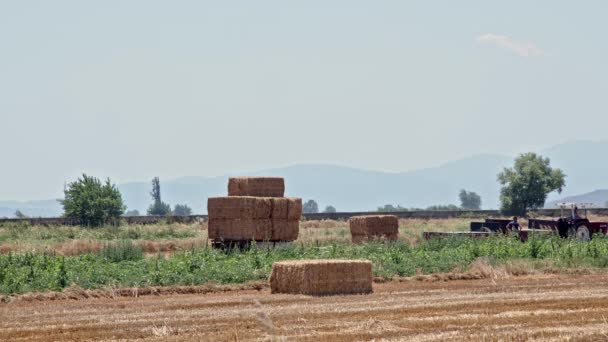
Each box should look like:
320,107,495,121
207,218,272,240
207,197,302,241
208,197,273,219
228,177,285,197
270,220,300,241
269,259,373,295
208,218,299,241
349,215,399,243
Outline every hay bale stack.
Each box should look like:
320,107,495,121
228,177,285,197
269,259,373,295
207,197,302,241
349,215,399,243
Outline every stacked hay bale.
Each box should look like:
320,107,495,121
349,215,399,243
269,259,373,295
207,177,302,245
228,177,285,197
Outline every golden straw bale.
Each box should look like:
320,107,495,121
349,215,399,243
207,218,272,240
207,197,272,219
207,196,301,242
271,219,300,241
228,177,285,197
272,198,302,220
272,198,289,219
287,198,303,220
270,259,373,295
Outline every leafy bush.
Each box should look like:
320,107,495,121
173,204,192,216
60,174,125,227
100,240,144,262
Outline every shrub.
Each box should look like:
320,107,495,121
60,174,125,227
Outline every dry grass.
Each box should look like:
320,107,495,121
4,273,608,341
6,215,605,256
0,237,210,256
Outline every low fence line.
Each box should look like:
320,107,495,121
2,208,608,226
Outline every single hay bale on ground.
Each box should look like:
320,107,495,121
228,177,285,197
269,259,373,295
349,215,399,243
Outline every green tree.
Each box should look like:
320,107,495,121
147,177,171,216
303,200,319,214
14,210,27,218
60,174,125,226
425,204,460,211
173,204,192,216
124,209,140,217
498,153,566,216
459,189,482,210
323,205,337,213
377,204,408,212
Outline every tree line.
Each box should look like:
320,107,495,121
40,152,567,226
58,175,192,226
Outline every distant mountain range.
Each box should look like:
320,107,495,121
2,140,608,217
546,190,608,208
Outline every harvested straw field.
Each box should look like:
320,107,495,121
270,259,372,295
3,273,608,341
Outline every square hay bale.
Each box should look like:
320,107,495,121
271,219,300,241
271,198,289,219
271,198,302,220
207,197,301,242
269,259,373,295
228,177,285,197
349,215,399,243
208,197,273,219
207,218,272,240
287,198,303,220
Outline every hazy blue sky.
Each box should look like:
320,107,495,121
2,1,607,200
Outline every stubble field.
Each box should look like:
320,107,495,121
2,273,608,341
3,217,608,341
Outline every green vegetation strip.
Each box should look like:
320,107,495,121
3,236,608,294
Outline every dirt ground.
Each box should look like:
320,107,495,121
2,274,608,341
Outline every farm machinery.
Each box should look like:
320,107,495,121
528,203,608,241
423,203,608,242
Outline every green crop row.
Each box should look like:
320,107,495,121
2,235,608,294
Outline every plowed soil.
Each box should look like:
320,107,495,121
2,274,608,341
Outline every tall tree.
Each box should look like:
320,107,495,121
377,204,408,212
498,153,566,216
459,189,482,210
14,210,27,218
147,177,171,216
61,174,125,226
303,200,319,214
323,205,337,213
124,209,140,217
173,204,192,216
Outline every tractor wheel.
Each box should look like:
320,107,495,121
576,225,591,241
567,226,577,238
557,219,569,238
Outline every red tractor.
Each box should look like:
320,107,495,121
528,203,608,241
